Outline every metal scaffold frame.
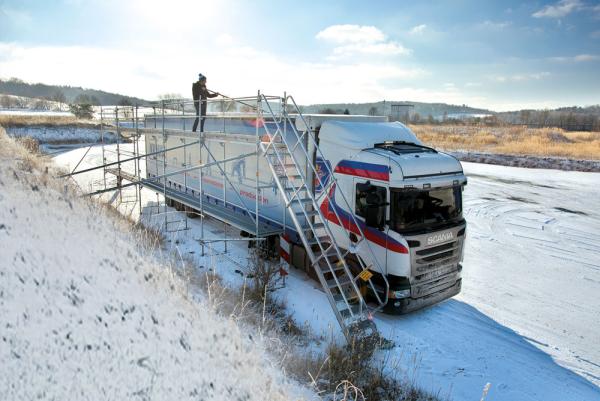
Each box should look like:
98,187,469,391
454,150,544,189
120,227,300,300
66,94,281,248
64,91,389,342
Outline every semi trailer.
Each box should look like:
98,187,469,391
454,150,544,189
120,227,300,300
143,109,466,321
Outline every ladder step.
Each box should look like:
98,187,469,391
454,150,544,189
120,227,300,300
301,222,324,231
296,209,318,217
284,185,306,192
306,236,327,247
319,261,345,274
314,247,339,263
326,277,352,289
340,304,361,319
295,197,313,204
333,292,360,304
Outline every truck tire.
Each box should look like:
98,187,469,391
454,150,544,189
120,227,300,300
185,206,198,218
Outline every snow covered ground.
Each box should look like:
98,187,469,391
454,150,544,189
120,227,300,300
0,134,313,400
53,143,600,401
5,126,118,144
0,109,72,116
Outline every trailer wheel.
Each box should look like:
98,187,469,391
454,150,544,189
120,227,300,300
185,206,198,218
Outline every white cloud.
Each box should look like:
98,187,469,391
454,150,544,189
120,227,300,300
0,40,425,105
331,42,410,58
477,20,512,30
532,0,582,18
316,24,386,44
572,54,599,61
409,24,427,35
549,54,600,62
316,24,410,59
492,72,551,82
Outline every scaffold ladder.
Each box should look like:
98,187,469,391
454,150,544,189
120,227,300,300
258,93,389,342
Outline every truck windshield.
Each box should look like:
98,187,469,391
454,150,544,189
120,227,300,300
391,186,462,232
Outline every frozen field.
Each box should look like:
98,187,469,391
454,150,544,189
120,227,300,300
54,144,600,401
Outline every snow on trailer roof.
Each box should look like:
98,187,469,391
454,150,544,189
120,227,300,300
319,120,422,151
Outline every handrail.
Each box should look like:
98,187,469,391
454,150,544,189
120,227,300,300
285,95,390,309
258,101,362,318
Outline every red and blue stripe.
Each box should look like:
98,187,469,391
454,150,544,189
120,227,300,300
334,160,389,181
319,185,408,254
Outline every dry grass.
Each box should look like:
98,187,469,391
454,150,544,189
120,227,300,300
410,124,600,160
15,136,40,154
288,339,440,401
0,114,100,128
0,126,46,174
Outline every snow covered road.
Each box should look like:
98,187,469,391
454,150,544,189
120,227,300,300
54,145,600,401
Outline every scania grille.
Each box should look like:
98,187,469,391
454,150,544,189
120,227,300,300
414,240,460,266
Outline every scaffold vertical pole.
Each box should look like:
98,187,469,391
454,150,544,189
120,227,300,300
198,95,205,256
255,90,260,241
115,106,122,203
223,139,228,253
100,106,107,190
135,105,142,217
162,101,167,231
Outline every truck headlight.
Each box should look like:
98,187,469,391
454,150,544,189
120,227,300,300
390,289,410,299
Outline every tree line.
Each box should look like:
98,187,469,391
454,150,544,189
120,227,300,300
320,105,600,131
0,77,148,107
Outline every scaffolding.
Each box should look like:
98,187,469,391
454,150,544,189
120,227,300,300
65,92,389,342
66,94,285,252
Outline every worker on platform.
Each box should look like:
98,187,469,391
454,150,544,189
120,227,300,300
192,74,218,132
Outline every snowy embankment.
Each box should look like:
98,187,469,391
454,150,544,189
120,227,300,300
0,130,311,400
5,125,119,144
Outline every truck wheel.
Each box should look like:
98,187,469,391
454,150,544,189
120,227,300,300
185,206,198,218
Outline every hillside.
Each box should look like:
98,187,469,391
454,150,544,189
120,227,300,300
301,100,493,119
0,78,151,106
0,128,310,400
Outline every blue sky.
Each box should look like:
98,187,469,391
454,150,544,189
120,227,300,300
1,0,599,110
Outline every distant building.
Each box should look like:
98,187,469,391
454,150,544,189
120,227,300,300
391,104,414,123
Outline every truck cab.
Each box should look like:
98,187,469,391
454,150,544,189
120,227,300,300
315,120,467,313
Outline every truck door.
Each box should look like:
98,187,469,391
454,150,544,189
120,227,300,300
352,178,389,275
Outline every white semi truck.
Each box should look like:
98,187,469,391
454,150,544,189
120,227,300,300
143,106,466,336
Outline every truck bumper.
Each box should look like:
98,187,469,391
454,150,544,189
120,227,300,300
383,278,461,315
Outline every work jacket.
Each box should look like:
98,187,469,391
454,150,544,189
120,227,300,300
192,81,217,103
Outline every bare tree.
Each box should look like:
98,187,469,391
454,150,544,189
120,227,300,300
52,90,67,111
320,108,337,114
368,106,379,116
1,95,14,109
158,93,184,101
